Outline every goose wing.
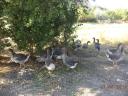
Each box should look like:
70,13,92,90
106,49,123,62
106,48,118,55
36,55,47,62
53,48,62,56
13,53,29,61
107,53,121,60
82,43,88,48
65,57,78,67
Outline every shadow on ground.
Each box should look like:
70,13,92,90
0,46,128,96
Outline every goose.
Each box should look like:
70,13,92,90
61,47,78,69
52,47,63,60
93,37,96,44
74,39,82,51
36,54,47,63
106,43,124,66
93,37,100,51
95,39,100,51
45,49,55,71
82,41,90,49
9,49,30,68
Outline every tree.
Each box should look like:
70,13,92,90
0,0,10,51
1,0,78,53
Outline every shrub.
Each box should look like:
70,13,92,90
1,0,78,53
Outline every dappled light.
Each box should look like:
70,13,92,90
0,78,13,85
103,66,114,71
75,87,100,96
0,67,12,73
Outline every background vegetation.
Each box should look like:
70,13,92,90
105,9,128,22
78,7,128,23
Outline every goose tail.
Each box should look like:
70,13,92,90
70,63,78,69
25,54,30,62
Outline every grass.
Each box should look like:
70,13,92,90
75,23,128,44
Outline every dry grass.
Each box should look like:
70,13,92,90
0,67,12,74
76,23,128,44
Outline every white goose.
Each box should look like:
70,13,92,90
61,47,78,69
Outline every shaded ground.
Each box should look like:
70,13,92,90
0,46,128,96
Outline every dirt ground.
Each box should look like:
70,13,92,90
0,46,128,96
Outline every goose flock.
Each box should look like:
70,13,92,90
9,37,125,72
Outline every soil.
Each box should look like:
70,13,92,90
0,46,128,96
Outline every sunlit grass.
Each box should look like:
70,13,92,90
75,87,100,96
76,23,128,44
0,67,12,73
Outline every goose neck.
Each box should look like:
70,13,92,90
87,41,90,45
93,38,95,43
62,53,67,63
10,50,15,56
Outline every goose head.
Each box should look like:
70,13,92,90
75,40,81,44
74,40,81,51
96,39,99,43
87,41,91,44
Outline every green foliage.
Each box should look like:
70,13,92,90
77,6,97,23
105,9,128,21
0,0,78,53
0,0,7,17
0,0,11,51
77,6,88,20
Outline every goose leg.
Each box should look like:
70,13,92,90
115,61,117,65
115,61,119,69
113,61,119,69
113,61,115,65
113,61,116,68
20,64,22,69
20,63,25,69
23,63,25,69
